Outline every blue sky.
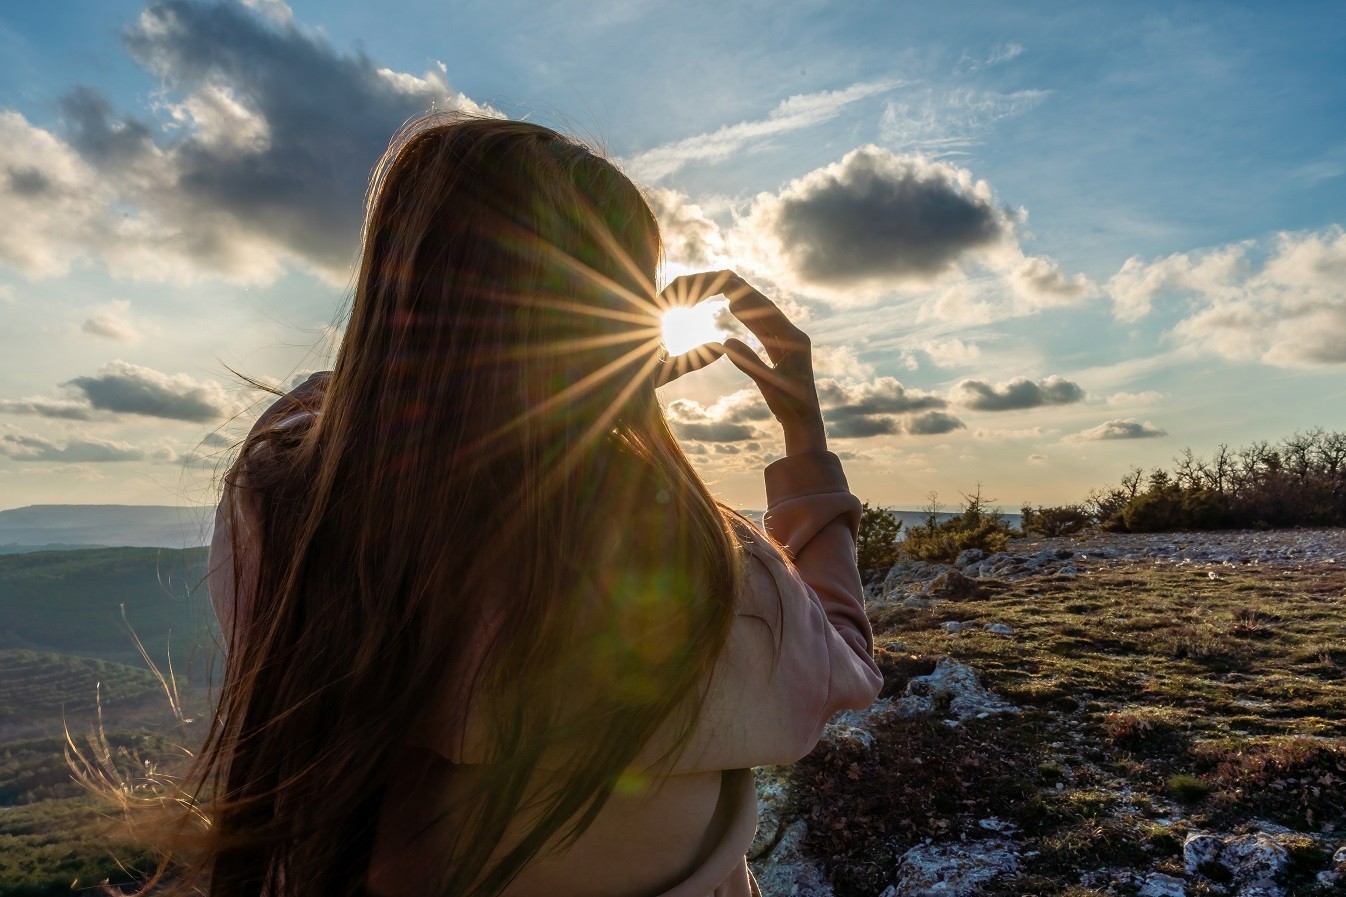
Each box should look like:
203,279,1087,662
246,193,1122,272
1,0,1343,511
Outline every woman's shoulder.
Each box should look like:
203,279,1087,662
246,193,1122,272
249,371,331,438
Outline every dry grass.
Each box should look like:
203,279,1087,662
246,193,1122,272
799,553,1346,895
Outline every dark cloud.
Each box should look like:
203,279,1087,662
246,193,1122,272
671,420,760,443
818,376,952,438
0,1,487,281
828,416,900,439
1070,418,1167,441
904,410,967,435
0,397,101,420
951,375,1085,411
5,165,53,197
59,87,158,170
63,360,230,422
817,376,947,415
122,0,478,272
668,377,962,444
0,431,145,462
746,146,1011,288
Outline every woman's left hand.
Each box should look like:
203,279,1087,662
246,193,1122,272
652,271,731,388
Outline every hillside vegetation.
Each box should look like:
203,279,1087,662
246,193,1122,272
0,650,160,728
0,547,216,676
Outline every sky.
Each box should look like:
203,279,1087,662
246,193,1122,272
0,0,1344,512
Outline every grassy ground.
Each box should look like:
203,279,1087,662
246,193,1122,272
791,550,1346,896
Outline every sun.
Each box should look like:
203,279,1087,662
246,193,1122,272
661,298,729,356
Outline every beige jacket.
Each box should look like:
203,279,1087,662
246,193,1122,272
208,376,883,897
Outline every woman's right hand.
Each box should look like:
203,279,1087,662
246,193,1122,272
718,273,828,457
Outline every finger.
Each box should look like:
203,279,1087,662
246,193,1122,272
658,270,736,310
654,342,725,388
723,276,807,365
724,338,813,404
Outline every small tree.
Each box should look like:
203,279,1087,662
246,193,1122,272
857,502,902,580
902,485,1016,563
1020,504,1092,537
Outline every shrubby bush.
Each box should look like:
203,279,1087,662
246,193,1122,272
1088,429,1346,532
902,488,1017,563
856,502,902,580
1020,504,1091,537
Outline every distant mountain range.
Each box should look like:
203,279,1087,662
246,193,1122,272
0,503,1022,554
0,505,214,552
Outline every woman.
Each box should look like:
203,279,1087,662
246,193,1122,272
198,114,881,897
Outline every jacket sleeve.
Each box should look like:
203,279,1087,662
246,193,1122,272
645,450,883,774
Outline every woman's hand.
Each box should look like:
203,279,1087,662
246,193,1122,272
652,271,730,389
719,273,827,457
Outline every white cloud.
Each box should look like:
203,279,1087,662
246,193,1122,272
1008,255,1095,304
622,79,900,182
1106,242,1249,322
879,87,1047,153
80,299,139,341
1106,390,1164,406
645,188,726,267
921,337,981,367
1109,226,1346,366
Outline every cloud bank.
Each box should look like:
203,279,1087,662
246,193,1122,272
1106,226,1346,367
0,361,230,422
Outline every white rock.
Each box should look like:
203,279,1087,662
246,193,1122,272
940,620,978,634
822,722,874,750
897,658,1019,720
1183,831,1224,874
954,548,985,568
1138,872,1187,897
749,820,832,897
751,766,792,858
893,838,1018,896
1317,843,1346,886
1183,831,1290,896
983,623,1015,636
1220,833,1289,895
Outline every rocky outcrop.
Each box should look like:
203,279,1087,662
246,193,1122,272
1183,830,1293,897
885,838,1018,896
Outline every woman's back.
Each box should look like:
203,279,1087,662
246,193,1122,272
190,115,883,897
212,373,881,897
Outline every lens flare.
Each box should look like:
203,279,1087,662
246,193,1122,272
660,298,729,356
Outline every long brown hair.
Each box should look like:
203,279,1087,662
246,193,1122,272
120,114,745,896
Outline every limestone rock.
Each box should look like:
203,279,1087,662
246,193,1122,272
954,548,985,568
1316,843,1346,887
749,820,832,897
983,623,1015,636
897,658,1019,720
751,766,792,858
1183,831,1290,896
1138,872,1187,897
927,569,980,599
892,838,1018,896
940,620,978,634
